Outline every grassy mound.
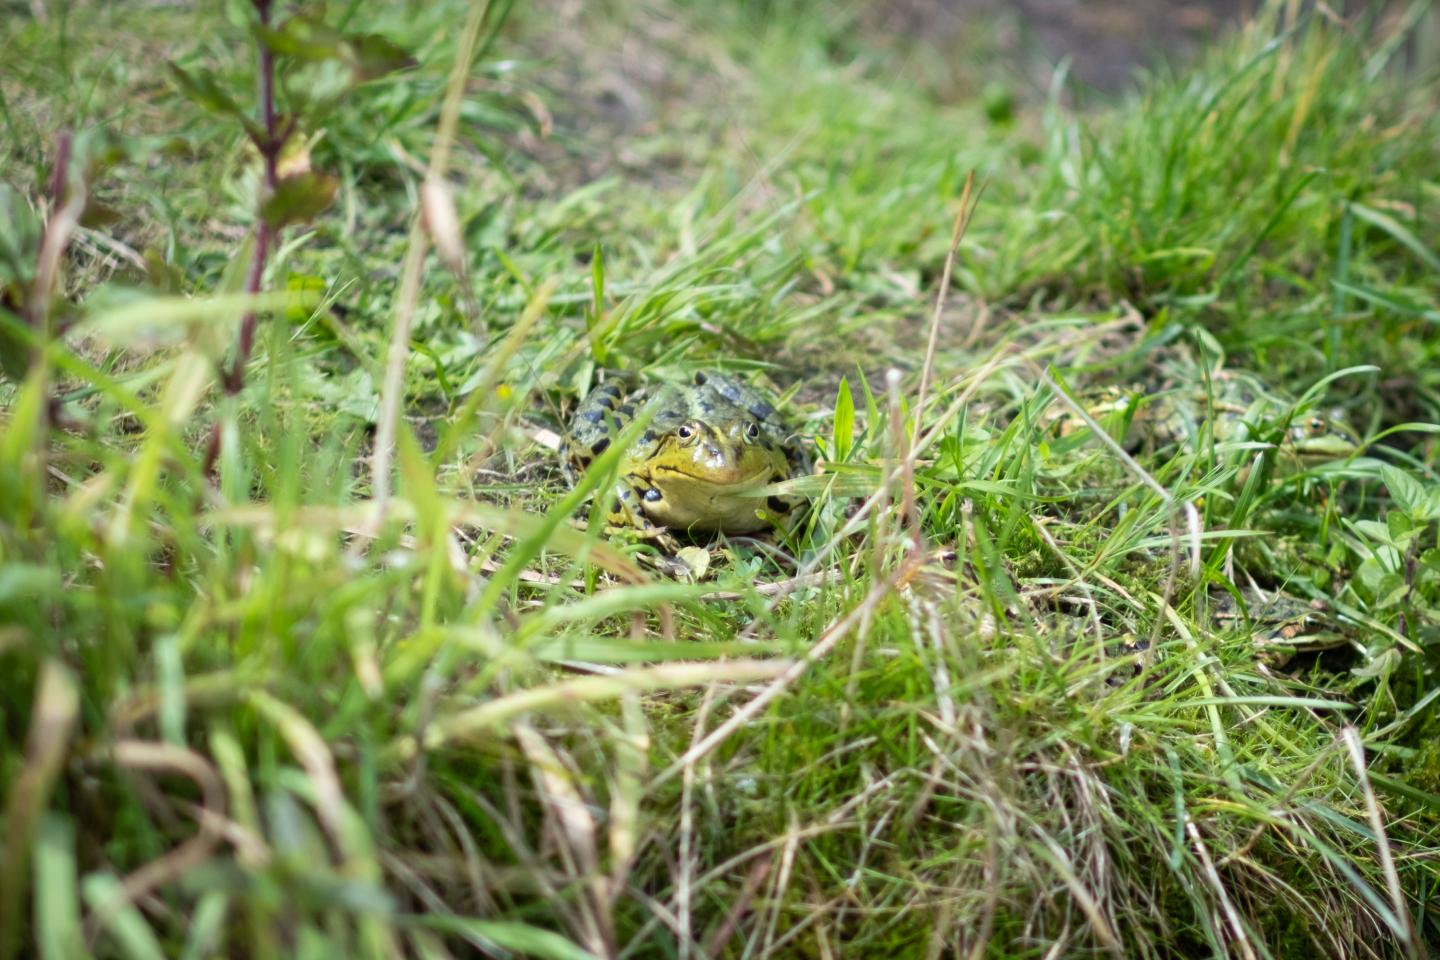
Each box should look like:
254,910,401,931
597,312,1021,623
2,1,1438,956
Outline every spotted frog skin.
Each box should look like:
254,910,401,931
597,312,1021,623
1052,372,1358,470
568,371,809,537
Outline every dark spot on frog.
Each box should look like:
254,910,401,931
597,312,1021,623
643,488,663,502
641,430,658,444
715,381,743,403
748,402,774,421
693,372,708,385
617,403,635,418
767,496,788,513
579,409,607,423
590,437,611,456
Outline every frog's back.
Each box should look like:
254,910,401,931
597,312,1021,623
568,370,809,475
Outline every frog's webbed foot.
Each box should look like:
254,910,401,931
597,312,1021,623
604,483,681,552
609,521,681,555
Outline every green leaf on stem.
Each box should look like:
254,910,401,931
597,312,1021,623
260,172,339,229
166,63,263,141
345,33,417,81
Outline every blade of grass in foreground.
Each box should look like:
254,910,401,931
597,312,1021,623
406,915,600,960
391,659,791,759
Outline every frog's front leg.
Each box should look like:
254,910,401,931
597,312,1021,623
606,481,680,552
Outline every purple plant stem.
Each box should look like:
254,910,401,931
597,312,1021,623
224,0,280,395
207,0,281,473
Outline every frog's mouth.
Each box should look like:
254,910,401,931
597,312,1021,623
1290,434,1359,460
651,464,774,490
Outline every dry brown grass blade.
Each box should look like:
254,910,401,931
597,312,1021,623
108,670,256,732
1028,823,1123,957
109,740,226,906
701,851,773,958
396,659,792,760
887,368,920,555
515,723,613,956
1186,818,1259,960
608,694,647,899
1341,726,1418,956
247,692,358,866
912,171,980,447
0,661,79,960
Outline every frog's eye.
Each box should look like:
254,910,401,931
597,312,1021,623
744,421,760,440
677,423,696,441
1308,417,1326,435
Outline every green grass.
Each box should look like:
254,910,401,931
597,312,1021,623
3,0,1440,957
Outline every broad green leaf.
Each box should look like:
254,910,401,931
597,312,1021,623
1385,510,1415,546
253,15,347,62
1347,518,1391,545
0,307,34,384
1379,464,1424,516
0,184,41,284
285,274,330,324
260,172,339,229
345,33,417,81
1352,647,1403,681
166,63,260,139
1374,573,1409,609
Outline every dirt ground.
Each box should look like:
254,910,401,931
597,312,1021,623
872,0,1255,91
871,0,1436,93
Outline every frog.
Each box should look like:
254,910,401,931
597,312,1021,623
1210,584,1354,667
567,371,810,539
1144,371,1359,470
1098,586,1352,683
1046,370,1359,474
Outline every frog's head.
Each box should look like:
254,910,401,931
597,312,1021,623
1286,410,1360,464
632,417,792,533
